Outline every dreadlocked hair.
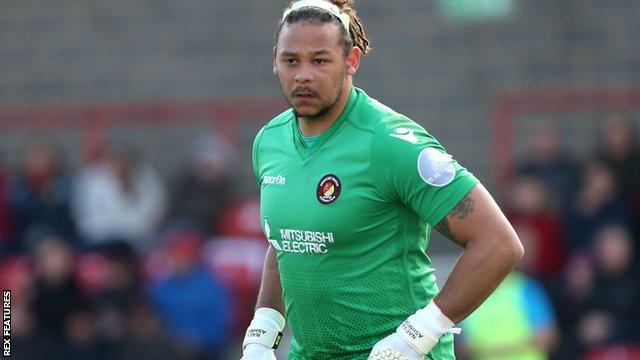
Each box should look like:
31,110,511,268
329,0,371,55
275,0,372,57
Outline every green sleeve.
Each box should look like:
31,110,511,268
370,117,479,226
252,126,266,186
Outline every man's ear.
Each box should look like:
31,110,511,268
273,46,278,75
346,46,362,76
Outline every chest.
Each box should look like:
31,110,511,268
258,138,395,256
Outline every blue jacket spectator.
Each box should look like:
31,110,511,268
6,138,75,251
149,230,231,359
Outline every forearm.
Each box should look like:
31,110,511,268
433,234,522,323
256,245,285,314
433,184,523,323
241,246,285,357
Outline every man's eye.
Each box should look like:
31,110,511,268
315,59,327,65
284,59,296,65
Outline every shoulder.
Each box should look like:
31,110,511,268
347,88,412,134
347,89,437,146
253,108,294,150
370,115,442,158
263,108,295,133
252,109,294,180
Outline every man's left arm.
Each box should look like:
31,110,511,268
371,183,522,359
432,182,523,323
369,122,523,359
371,122,523,319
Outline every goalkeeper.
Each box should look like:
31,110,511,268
242,1,524,359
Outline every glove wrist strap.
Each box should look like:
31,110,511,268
243,307,285,350
395,300,455,355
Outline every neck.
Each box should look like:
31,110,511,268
299,79,352,136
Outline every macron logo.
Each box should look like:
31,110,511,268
389,127,418,144
263,175,286,186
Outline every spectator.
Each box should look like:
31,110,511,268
6,137,75,251
28,235,90,359
507,175,565,280
92,306,128,360
518,120,578,207
595,114,640,253
170,135,235,235
8,300,43,360
92,254,140,313
548,255,595,358
577,224,639,350
119,301,179,360
564,160,631,252
149,229,231,359
89,253,141,360
595,114,640,194
460,271,559,360
0,159,13,254
459,217,560,360
72,140,166,254
65,311,100,360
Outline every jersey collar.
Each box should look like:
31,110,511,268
292,86,359,161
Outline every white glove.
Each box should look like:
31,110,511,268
241,344,277,360
241,308,285,360
369,332,425,360
368,301,458,360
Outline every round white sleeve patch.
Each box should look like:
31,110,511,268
417,148,456,187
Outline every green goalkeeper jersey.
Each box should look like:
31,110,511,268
252,87,478,360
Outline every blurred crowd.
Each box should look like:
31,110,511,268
0,134,266,359
1,115,639,360
458,115,640,360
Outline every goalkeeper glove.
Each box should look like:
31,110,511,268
241,307,285,360
369,300,459,360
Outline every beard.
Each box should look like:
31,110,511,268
279,74,345,121
292,87,342,121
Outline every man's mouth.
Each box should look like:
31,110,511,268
293,89,318,100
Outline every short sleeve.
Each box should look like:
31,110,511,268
252,126,266,186
370,117,479,226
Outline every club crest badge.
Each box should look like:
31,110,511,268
317,174,341,205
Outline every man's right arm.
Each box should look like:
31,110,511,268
241,246,286,360
247,126,286,359
256,246,285,313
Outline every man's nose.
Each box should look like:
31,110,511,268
294,65,313,83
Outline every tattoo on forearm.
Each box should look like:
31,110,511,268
434,193,476,247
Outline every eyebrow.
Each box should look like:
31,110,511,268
279,49,332,57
